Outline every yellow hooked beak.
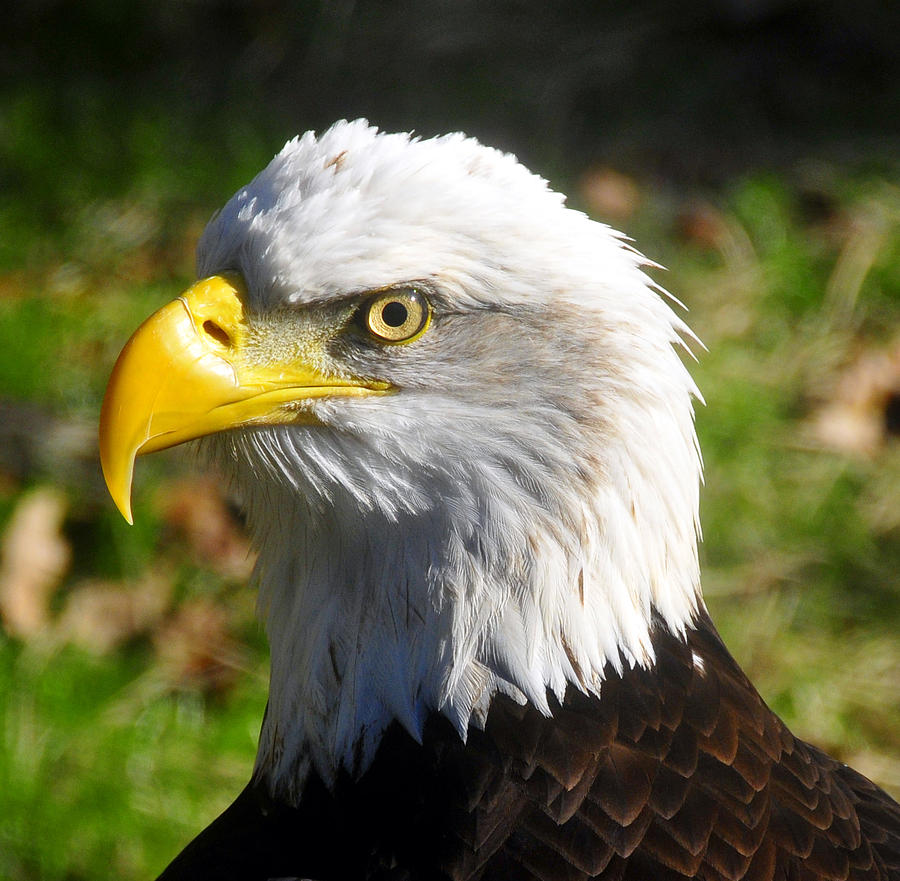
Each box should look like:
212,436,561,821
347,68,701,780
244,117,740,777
99,274,389,524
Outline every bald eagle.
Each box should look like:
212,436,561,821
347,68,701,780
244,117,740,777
100,121,900,881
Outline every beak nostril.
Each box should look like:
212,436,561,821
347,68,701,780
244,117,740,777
203,320,231,347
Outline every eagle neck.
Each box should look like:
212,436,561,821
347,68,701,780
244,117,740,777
234,420,702,804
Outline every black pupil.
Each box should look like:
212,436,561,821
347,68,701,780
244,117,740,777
382,301,409,328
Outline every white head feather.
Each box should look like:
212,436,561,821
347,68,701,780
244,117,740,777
197,120,703,802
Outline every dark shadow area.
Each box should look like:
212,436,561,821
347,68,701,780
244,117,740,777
3,0,899,191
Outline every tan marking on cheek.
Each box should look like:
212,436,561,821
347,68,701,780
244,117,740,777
325,150,348,171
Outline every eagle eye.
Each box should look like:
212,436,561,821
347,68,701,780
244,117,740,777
362,288,431,344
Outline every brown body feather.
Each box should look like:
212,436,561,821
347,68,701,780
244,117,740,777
157,611,900,880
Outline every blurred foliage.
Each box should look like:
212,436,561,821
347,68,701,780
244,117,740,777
1,2,899,878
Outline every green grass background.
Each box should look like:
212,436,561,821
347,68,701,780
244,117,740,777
2,5,900,878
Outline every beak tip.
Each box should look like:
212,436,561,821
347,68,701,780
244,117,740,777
99,441,137,526
118,501,135,526
106,470,136,524
105,475,136,525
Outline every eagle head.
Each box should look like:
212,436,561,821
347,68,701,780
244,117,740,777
99,120,702,800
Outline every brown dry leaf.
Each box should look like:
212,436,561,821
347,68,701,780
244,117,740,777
0,469,20,499
153,598,244,695
0,268,33,301
808,341,900,456
578,167,640,222
156,476,255,579
57,571,174,653
675,201,759,278
676,200,732,251
0,487,71,637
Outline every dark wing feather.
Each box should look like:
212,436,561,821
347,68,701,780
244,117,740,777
156,611,900,880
